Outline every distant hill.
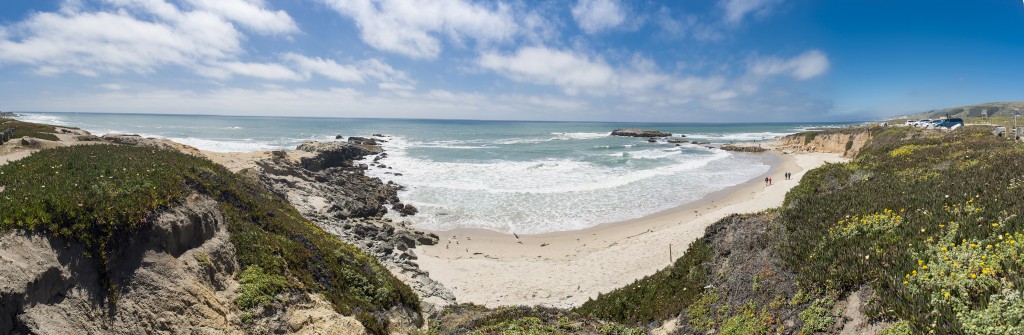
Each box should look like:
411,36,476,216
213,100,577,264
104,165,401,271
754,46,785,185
906,101,1024,119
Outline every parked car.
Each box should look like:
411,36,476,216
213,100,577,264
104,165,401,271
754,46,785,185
915,119,933,127
933,118,964,129
904,120,916,126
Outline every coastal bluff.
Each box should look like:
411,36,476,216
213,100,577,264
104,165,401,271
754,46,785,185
610,128,673,137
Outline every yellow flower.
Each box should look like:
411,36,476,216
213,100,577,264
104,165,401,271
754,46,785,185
971,273,977,279
922,265,928,270
944,292,950,297
903,280,908,285
941,247,947,251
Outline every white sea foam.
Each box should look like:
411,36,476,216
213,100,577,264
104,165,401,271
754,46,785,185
14,113,67,125
686,131,794,142
550,132,608,140
366,135,765,233
168,137,285,152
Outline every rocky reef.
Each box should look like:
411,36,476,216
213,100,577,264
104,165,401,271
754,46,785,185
720,144,767,153
610,128,673,137
251,137,456,312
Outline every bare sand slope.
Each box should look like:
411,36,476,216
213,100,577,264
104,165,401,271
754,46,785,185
415,151,847,308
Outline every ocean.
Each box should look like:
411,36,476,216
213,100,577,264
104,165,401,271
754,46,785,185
16,112,853,234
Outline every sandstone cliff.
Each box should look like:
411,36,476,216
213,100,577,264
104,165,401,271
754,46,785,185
776,129,872,158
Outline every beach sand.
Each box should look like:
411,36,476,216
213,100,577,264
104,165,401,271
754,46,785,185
414,149,848,308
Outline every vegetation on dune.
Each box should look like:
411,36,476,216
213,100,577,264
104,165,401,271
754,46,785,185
575,239,712,326
783,125,1024,333
577,125,1024,333
0,145,418,334
0,118,60,141
427,304,644,335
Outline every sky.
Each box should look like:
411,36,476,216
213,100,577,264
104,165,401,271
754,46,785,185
0,0,1021,122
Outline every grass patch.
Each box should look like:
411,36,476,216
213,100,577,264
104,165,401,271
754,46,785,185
0,145,418,334
576,238,713,326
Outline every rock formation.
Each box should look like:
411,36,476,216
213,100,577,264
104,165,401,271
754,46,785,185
720,144,767,153
251,139,456,313
610,128,673,137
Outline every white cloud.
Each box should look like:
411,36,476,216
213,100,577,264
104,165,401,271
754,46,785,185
183,0,299,35
749,49,830,80
322,0,518,59
478,46,735,102
0,0,296,77
209,61,304,81
25,86,595,121
721,0,782,24
571,0,626,34
101,83,124,90
282,53,415,88
479,47,616,95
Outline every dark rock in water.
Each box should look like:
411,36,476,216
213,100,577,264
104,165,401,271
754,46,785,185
335,135,344,139
348,136,378,146
611,128,672,137
399,204,418,216
373,133,384,137
720,144,767,153
667,138,689,144
0,111,17,118
647,138,657,143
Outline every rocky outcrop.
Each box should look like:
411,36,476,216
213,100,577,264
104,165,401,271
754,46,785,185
720,144,767,153
253,141,456,313
297,140,381,171
611,129,673,137
0,112,16,118
0,194,368,334
777,130,871,158
101,133,202,155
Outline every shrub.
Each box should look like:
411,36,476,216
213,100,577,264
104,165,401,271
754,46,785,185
236,265,290,310
576,238,713,325
798,297,837,334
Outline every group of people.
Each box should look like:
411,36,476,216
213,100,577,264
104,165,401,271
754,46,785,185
764,172,793,186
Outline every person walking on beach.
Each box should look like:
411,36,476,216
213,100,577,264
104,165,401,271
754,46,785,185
765,177,769,186
768,177,772,186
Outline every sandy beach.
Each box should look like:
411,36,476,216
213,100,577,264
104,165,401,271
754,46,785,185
415,149,848,308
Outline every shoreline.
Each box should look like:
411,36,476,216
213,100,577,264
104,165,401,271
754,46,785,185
2,116,846,309
414,148,847,308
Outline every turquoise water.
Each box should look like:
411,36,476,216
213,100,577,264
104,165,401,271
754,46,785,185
18,112,853,233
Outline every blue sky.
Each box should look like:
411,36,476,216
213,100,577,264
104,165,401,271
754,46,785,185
0,0,1021,122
